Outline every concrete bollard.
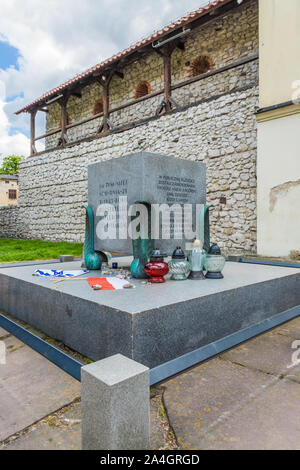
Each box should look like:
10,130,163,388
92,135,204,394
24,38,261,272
81,354,150,450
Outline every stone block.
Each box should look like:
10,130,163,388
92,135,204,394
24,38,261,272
81,354,150,450
60,255,75,263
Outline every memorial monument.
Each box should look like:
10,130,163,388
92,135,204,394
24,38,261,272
84,152,211,276
1,152,298,374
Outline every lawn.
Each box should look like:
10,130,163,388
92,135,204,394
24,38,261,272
0,238,83,263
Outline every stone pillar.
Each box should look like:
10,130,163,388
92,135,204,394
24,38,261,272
30,109,37,156
81,354,150,450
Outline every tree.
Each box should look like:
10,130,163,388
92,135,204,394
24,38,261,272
0,155,23,175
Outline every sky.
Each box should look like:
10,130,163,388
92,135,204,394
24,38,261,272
0,0,211,162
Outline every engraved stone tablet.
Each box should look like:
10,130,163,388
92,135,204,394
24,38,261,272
88,152,206,254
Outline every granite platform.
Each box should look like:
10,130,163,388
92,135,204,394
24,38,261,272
0,260,299,368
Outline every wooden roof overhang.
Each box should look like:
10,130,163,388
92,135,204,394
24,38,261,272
15,0,241,116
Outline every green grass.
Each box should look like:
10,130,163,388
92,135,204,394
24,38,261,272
0,238,83,263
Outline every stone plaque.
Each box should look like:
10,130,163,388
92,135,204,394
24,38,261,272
88,152,206,254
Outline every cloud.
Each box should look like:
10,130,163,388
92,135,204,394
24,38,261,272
0,81,28,162
0,80,42,162
0,0,209,158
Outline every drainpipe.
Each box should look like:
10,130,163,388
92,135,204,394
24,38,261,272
152,29,191,49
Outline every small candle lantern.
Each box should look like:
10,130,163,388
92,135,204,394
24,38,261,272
204,244,226,279
168,247,191,281
188,238,206,280
144,249,169,284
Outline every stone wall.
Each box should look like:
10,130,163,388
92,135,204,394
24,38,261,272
45,0,258,149
0,206,20,239
12,0,259,254
18,83,258,253
45,58,258,149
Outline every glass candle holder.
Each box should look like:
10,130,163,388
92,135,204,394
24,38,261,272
204,244,226,279
188,239,206,280
168,247,190,281
144,249,169,283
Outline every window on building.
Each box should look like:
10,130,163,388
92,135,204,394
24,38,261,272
93,99,104,115
5,181,10,184
8,189,17,200
135,81,151,99
190,56,214,77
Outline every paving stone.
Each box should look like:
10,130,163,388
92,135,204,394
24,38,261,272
1,334,26,353
221,329,300,383
150,393,167,450
0,333,165,450
163,318,300,450
3,396,166,450
0,327,9,338
195,379,300,450
3,402,81,451
2,316,299,450
164,357,300,450
0,336,81,442
275,317,300,340
163,357,272,450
